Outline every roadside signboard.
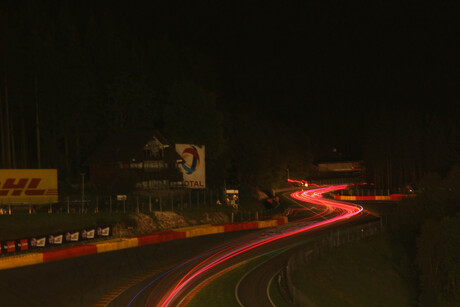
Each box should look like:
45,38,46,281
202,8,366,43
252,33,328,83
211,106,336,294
0,169,58,204
175,144,206,189
116,195,127,201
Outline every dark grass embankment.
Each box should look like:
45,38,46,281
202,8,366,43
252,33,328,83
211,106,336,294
187,252,278,307
0,192,285,242
290,234,417,306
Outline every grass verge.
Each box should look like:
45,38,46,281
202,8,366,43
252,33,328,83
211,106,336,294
290,234,417,306
186,251,281,307
268,272,287,306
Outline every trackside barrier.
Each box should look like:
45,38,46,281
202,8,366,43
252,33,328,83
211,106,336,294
334,194,404,201
95,238,139,254
0,253,43,270
137,230,185,246
0,216,287,270
257,220,278,228
277,216,289,225
43,245,98,262
215,222,259,232
213,216,287,232
173,225,225,238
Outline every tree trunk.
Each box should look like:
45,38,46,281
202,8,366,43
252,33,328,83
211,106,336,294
35,76,41,168
21,116,27,168
75,125,80,168
4,71,11,168
10,119,16,168
65,134,70,176
0,85,4,167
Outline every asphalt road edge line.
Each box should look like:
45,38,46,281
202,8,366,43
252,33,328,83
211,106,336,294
234,250,286,307
177,261,247,307
267,269,282,307
93,268,163,307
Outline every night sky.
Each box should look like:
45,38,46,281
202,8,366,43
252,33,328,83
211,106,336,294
72,4,455,93
147,4,455,101
110,0,458,154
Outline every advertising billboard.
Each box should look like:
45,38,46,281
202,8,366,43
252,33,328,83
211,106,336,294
175,144,205,189
318,161,363,172
0,169,58,204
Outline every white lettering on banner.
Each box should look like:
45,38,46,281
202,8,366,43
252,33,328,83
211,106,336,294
102,227,110,236
183,180,205,187
86,229,95,239
54,235,63,244
19,240,28,249
37,237,46,247
70,232,79,241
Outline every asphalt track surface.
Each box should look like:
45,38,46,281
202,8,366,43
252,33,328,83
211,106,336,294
0,185,376,306
110,185,375,306
0,230,260,307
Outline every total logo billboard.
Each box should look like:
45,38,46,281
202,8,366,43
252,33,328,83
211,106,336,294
175,144,206,189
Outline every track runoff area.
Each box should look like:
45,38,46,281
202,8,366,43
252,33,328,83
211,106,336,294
123,184,366,306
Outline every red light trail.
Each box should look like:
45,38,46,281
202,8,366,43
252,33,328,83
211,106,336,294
135,185,363,306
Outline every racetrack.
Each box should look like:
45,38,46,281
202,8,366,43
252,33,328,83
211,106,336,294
0,185,376,306
115,185,372,306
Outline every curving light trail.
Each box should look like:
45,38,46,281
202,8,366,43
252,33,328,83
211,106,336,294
141,185,363,306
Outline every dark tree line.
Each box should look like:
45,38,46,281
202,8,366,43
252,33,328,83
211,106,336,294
0,1,458,194
364,107,459,191
0,1,312,191
390,166,460,305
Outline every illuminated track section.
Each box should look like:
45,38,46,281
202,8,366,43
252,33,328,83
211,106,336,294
139,185,363,307
290,184,363,220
